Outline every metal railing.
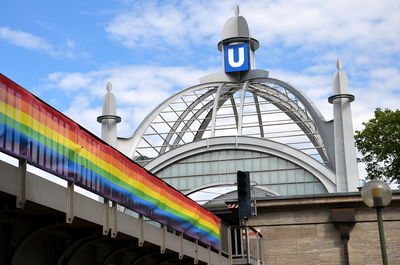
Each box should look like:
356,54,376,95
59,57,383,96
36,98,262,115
229,225,264,265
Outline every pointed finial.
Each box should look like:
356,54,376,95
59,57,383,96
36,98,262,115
336,59,343,70
235,5,240,16
106,82,112,92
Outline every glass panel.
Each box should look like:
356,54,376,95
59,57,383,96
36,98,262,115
270,157,278,170
305,183,314,194
195,162,202,175
270,171,278,184
295,169,306,182
260,158,269,170
203,162,211,174
287,169,296,183
287,184,297,195
297,183,305,194
244,158,252,171
187,163,194,175
304,172,315,182
252,158,260,171
278,184,288,195
278,170,286,183
211,161,219,173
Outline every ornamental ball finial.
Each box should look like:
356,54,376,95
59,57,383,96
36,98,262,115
235,5,240,16
336,59,343,70
106,82,112,92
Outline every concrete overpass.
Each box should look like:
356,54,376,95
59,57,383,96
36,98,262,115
0,159,234,265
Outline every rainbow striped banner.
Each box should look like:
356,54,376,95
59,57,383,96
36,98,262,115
0,74,220,249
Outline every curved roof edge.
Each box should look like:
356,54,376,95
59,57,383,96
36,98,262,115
145,136,337,193
184,182,281,196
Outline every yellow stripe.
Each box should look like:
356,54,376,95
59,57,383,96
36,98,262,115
0,101,220,233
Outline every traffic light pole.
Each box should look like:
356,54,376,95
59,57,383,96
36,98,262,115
237,171,252,263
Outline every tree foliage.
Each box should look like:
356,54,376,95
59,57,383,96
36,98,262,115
355,108,400,184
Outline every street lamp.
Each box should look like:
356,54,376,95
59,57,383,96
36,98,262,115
361,180,392,265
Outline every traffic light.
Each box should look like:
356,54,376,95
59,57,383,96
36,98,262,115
237,171,252,219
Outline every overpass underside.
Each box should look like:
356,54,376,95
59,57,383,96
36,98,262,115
0,160,230,265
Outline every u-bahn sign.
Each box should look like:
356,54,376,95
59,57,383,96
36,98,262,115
224,43,249,72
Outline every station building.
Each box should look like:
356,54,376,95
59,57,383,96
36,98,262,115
97,8,400,265
99,8,359,200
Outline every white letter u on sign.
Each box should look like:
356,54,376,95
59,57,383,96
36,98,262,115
228,47,245,67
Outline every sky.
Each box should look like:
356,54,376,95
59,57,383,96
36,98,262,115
1,0,400,183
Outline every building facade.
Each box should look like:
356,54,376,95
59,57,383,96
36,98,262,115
100,8,359,197
95,8,400,265
250,192,400,265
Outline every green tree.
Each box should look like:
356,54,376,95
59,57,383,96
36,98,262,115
355,108,400,184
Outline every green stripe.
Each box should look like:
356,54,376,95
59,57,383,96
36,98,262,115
1,114,219,238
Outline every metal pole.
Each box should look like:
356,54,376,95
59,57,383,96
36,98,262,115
243,219,251,264
376,207,389,265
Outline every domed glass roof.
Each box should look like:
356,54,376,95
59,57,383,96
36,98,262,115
127,78,330,167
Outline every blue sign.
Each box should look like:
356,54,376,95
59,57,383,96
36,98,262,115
224,43,249,73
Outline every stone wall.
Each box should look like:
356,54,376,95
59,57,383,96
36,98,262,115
249,193,400,265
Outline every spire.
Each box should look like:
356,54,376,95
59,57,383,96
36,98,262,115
106,81,112,92
336,59,343,70
97,82,121,148
234,5,240,16
329,60,359,191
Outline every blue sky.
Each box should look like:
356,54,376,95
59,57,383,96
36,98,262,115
1,0,399,141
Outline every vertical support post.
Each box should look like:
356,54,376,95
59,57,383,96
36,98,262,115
138,214,144,247
219,248,222,265
244,221,251,264
66,181,74,224
160,224,166,254
237,81,249,136
110,201,117,238
376,207,389,265
255,231,260,262
194,239,199,264
16,159,27,209
233,227,238,256
210,83,224,137
178,232,183,260
208,244,211,265
103,199,110,235
227,226,232,263
253,94,264,138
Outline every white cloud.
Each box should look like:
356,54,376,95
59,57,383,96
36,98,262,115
105,0,399,76
105,1,229,48
42,65,213,137
0,26,53,51
106,0,400,51
0,26,77,58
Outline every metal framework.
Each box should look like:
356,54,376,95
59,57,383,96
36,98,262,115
118,78,334,169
